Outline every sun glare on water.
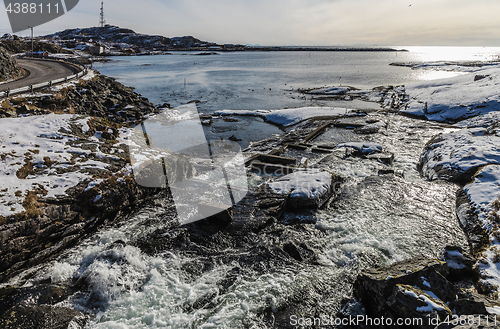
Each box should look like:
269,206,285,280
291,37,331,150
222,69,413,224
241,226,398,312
402,46,500,62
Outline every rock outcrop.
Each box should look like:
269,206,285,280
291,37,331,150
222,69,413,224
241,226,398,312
0,74,158,125
0,73,164,281
0,38,70,54
0,284,88,329
0,46,22,81
349,254,500,328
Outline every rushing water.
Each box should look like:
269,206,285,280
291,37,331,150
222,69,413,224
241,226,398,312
8,47,500,328
15,113,466,329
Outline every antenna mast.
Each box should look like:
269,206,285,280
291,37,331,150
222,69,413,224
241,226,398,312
99,1,106,27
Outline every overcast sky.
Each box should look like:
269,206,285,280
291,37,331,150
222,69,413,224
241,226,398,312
1,0,499,46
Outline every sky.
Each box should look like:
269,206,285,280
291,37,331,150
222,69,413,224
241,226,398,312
1,0,499,46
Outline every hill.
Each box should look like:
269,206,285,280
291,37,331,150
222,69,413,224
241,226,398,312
43,25,213,50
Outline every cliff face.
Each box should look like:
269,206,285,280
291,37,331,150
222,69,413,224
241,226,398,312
0,46,21,82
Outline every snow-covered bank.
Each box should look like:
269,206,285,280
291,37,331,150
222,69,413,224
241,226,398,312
0,114,108,217
414,64,500,297
419,126,500,183
403,65,500,122
0,114,134,218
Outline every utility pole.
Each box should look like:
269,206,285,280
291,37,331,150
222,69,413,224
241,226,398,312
29,26,33,57
99,1,106,27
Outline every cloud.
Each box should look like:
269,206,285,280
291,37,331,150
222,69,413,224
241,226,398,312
0,0,498,46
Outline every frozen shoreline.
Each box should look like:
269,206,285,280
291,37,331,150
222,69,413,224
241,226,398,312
405,63,500,297
220,61,500,300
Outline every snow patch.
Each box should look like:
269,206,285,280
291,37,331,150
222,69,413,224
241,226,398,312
268,169,333,201
337,142,383,154
403,66,500,122
216,107,352,127
464,165,500,221
0,114,123,217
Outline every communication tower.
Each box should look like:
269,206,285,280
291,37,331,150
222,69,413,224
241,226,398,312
99,1,106,27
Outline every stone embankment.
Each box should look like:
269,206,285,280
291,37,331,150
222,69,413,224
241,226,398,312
0,46,22,82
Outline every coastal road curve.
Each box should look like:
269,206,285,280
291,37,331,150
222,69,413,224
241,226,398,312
0,58,81,93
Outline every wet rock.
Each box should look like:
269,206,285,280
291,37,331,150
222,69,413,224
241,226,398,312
197,203,233,227
0,305,86,329
0,284,86,329
455,189,489,254
283,242,303,261
0,285,74,313
451,290,500,315
355,121,387,134
439,246,477,280
338,142,384,156
378,169,405,178
282,241,317,262
366,152,395,165
353,257,450,317
386,284,452,327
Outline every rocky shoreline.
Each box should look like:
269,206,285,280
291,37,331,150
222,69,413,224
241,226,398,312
0,70,168,327
0,55,499,328
336,66,500,328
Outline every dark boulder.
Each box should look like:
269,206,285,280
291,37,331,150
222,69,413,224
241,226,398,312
386,284,452,328
439,246,477,280
455,189,489,254
451,290,500,316
0,305,86,329
353,257,449,316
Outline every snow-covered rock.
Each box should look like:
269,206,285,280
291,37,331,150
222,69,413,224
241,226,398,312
355,120,387,134
464,165,500,223
419,127,500,183
267,169,337,209
0,114,130,217
216,107,352,127
403,66,500,122
413,66,500,298
337,142,383,155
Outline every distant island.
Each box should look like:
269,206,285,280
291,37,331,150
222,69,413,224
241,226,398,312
2,25,404,58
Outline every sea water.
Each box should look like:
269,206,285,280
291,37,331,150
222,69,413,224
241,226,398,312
94,47,500,147
94,47,500,111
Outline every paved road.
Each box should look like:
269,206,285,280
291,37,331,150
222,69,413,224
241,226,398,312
0,58,80,92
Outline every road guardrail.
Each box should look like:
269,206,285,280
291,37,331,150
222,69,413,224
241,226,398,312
0,58,88,98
